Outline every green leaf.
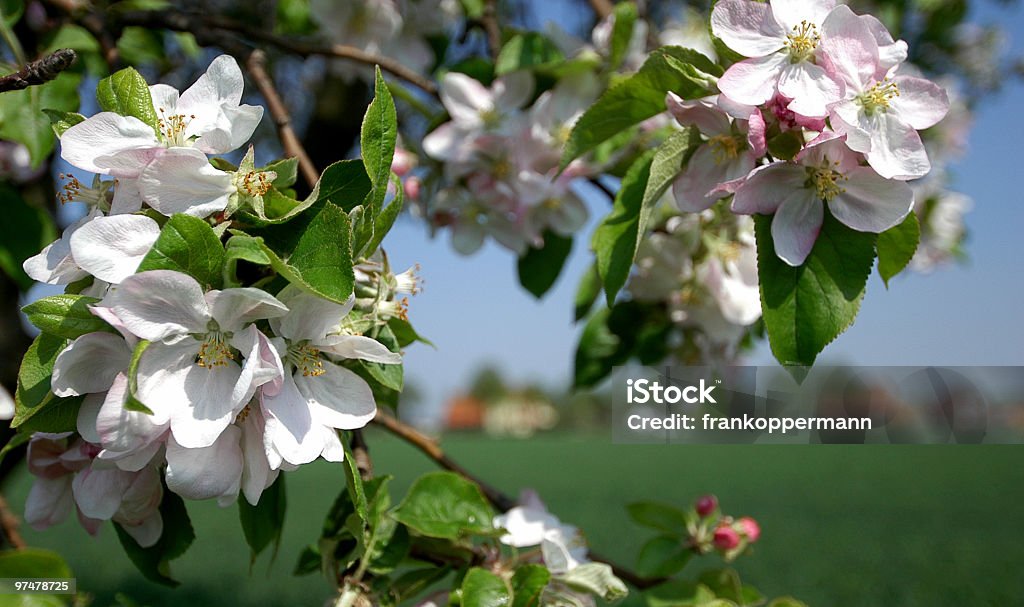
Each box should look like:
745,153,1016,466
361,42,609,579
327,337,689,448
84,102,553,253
360,325,403,392
362,67,398,211
96,67,159,131
361,171,404,256
392,471,495,539
593,149,656,304
574,263,602,322
0,71,81,166
314,159,373,212
388,317,434,348
626,501,688,534
766,130,804,161
644,128,697,217
0,185,56,290
496,32,564,75
574,307,621,389
258,202,355,304
12,333,68,428
114,489,195,587
644,581,718,607
264,157,300,189
42,109,86,137
768,598,808,607
0,433,31,468
123,339,154,415
561,46,721,168
877,213,920,287
511,564,550,607
561,562,628,602
341,434,369,525
636,535,692,578
517,231,572,299
755,211,877,367
22,295,113,339
0,547,72,578
137,214,225,289
461,568,511,607
607,2,639,70
239,475,287,562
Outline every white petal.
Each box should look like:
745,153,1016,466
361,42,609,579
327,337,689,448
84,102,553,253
771,0,834,30
865,112,931,180
718,53,789,107
778,62,842,118
97,373,168,455
297,362,377,430
818,5,879,89
493,71,535,112
240,409,276,505
710,0,786,57
830,167,914,232
439,72,491,125
892,76,949,130
731,163,806,214
261,373,325,466
110,178,143,214
149,83,180,115
319,427,344,463
168,361,244,448
72,466,130,520
665,93,731,135
206,288,289,332
229,325,285,407
97,270,210,342
25,477,73,530
194,104,264,155
60,113,160,177
771,190,824,266
119,512,163,548
23,211,99,285
69,215,160,284
165,427,243,501
272,286,354,343
52,332,131,397
139,147,234,217
320,335,402,364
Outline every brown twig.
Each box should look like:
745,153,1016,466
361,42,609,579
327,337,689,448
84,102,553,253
371,409,668,589
0,494,26,550
480,0,503,59
0,48,76,93
350,429,373,481
588,0,614,20
244,49,319,190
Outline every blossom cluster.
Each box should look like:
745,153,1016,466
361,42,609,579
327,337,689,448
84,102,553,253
20,57,409,547
421,71,596,254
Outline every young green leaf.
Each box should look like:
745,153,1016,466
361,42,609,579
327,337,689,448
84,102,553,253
560,562,628,601
96,67,159,131
496,32,565,75
137,214,225,289
626,501,688,534
362,67,398,212
12,333,68,428
574,263,602,322
517,231,573,299
392,471,495,540
21,295,112,339
461,568,511,606
755,211,877,367
42,109,85,136
512,564,551,607
607,2,639,71
877,213,920,287
636,535,693,578
239,475,287,563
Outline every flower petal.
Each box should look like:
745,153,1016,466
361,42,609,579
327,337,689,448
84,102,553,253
206,287,289,332
297,362,376,430
52,332,131,397
770,0,835,30
771,190,823,266
778,62,842,118
830,167,914,232
320,335,402,364
165,427,242,502
865,111,931,180
818,5,879,90
169,361,244,448
710,0,786,57
892,76,949,130
261,373,324,466
96,270,210,342
440,72,491,124
230,325,285,407
272,286,353,343
60,113,160,177
665,93,731,135
72,466,130,520
97,373,167,456
718,53,789,107
25,477,73,530
139,147,234,217
77,393,104,443
69,215,160,284
731,162,807,215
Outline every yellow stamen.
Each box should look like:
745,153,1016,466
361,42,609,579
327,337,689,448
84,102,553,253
858,79,901,114
807,162,847,202
288,343,325,377
784,20,820,61
707,135,742,163
197,333,234,368
157,107,195,147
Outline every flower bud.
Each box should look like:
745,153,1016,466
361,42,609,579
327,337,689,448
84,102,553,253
713,524,741,551
738,516,761,543
405,176,422,201
695,494,718,517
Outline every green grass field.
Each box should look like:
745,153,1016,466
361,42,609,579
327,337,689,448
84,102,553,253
4,434,1022,606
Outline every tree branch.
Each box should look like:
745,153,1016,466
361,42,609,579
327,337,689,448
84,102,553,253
588,0,614,20
371,409,668,589
350,429,373,481
481,0,503,59
0,49,76,93
0,494,26,550
244,49,319,190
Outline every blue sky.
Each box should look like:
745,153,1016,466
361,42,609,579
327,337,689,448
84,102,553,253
382,1,1024,415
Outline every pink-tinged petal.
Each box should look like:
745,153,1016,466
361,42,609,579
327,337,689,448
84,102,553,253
771,190,823,266
239,408,276,505
830,167,914,232
665,94,730,135
77,393,103,443
795,131,861,171
119,511,163,548
60,113,159,177
97,270,210,342
69,214,160,284
25,477,73,530
77,510,102,536
27,438,69,480
866,112,930,180
718,53,789,107
97,373,167,455
818,5,879,90
710,0,786,57
261,373,324,466
423,122,469,162
439,72,491,124
206,287,289,332
746,109,767,157
168,361,244,448
229,325,284,407
72,466,130,520
717,94,759,120
541,193,588,236
297,362,376,431
673,145,736,212
165,428,242,502
770,0,835,30
778,62,842,118
52,332,131,397
110,178,143,214
892,76,949,130
116,465,162,524
859,15,907,76
731,163,807,214
270,286,353,343
493,71,535,113
829,100,872,154
139,147,234,218
320,335,402,364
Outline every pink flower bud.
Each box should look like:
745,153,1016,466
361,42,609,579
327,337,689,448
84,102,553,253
695,494,718,518
713,524,741,551
738,517,761,543
404,176,422,201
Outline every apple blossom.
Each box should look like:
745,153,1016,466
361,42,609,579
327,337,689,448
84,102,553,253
732,134,914,266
